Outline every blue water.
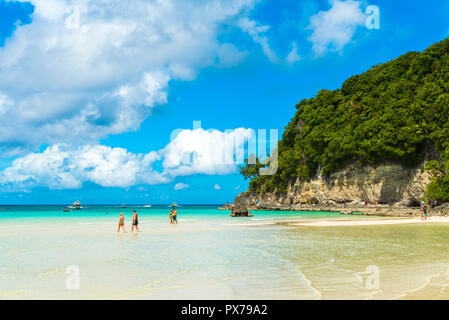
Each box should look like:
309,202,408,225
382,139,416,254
0,205,342,221
3,205,448,299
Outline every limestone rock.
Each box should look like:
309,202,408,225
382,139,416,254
231,193,253,217
218,203,233,210
239,162,431,209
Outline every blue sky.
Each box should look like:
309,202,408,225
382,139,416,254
0,0,448,204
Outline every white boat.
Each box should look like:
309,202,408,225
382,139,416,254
65,205,85,210
143,205,152,208
66,200,84,210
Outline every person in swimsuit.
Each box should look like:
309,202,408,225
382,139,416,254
131,210,139,232
169,209,173,224
118,212,125,233
173,208,178,224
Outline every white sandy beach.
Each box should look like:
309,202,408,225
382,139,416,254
289,216,449,227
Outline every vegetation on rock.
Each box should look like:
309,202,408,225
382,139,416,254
241,37,449,201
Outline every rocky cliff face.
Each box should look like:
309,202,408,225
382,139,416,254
237,162,431,208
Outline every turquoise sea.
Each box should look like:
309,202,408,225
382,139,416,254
1,205,449,299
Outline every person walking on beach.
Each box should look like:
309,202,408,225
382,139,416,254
131,210,139,232
173,208,178,224
118,212,125,233
169,209,173,224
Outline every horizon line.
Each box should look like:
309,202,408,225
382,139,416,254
0,203,229,206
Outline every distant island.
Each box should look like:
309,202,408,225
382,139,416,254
236,37,449,213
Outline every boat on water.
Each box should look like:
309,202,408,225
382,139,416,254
65,206,84,210
65,201,84,210
142,204,152,208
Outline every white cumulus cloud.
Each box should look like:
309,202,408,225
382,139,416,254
0,0,255,154
173,182,189,191
238,17,279,63
308,0,366,56
286,42,301,65
0,144,168,189
162,127,254,177
0,127,253,190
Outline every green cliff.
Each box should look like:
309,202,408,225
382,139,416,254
242,37,449,203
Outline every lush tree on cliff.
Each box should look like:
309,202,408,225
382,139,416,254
425,160,449,201
243,37,449,201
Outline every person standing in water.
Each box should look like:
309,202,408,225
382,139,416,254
173,207,178,224
118,212,125,233
424,205,428,221
131,210,139,232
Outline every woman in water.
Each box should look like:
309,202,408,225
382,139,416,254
173,208,178,224
118,212,125,232
131,210,139,232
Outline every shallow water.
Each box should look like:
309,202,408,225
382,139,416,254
1,205,449,299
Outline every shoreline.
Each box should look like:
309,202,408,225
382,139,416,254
286,216,449,227
221,204,449,227
244,205,449,218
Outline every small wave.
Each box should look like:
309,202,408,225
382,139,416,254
79,222,111,225
292,266,322,299
390,273,441,300
0,289,31,298
36,267,66,278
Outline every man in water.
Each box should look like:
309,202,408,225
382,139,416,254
131,210,139,232
173,208,178,224
118,212,125,233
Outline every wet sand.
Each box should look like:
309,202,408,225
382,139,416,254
289,217,449,227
